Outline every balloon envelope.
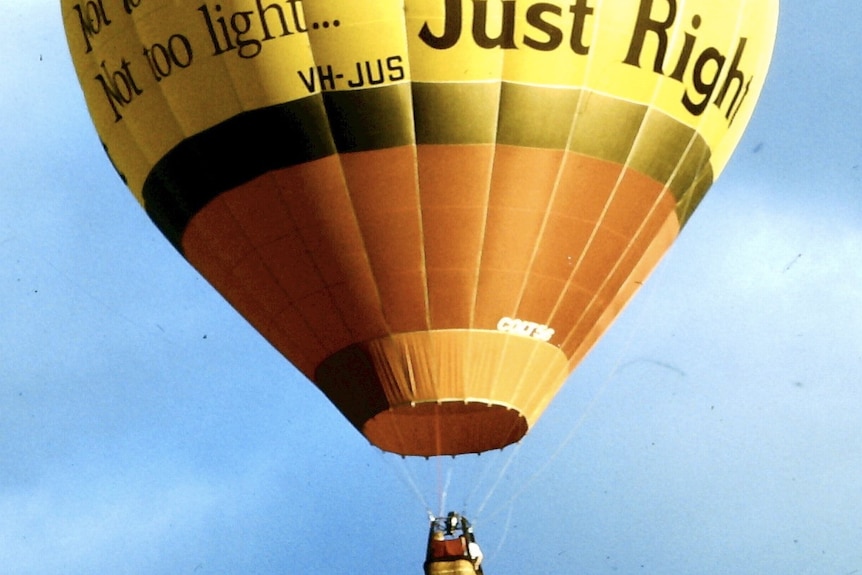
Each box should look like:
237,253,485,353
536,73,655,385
63,0,778,456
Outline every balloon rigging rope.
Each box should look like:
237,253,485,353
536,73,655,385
462,446,508,513
479,246,677,525
474,441,524,518
489,504,515,562
480,369,613,524
380,451,436,519
439,465,453,517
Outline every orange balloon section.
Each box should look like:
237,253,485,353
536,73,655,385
63,0,778,455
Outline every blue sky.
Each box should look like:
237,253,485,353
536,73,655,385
2,1,861,573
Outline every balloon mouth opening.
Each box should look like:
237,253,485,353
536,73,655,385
314,330,570,457
363,400,528,457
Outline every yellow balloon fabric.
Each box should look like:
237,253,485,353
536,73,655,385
63,0,778,456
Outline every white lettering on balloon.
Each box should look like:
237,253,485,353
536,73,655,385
496,317,555,342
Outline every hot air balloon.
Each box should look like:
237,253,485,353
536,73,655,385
62,0,778,457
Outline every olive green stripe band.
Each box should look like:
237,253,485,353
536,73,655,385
142,82,711,251
414,82,714,219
